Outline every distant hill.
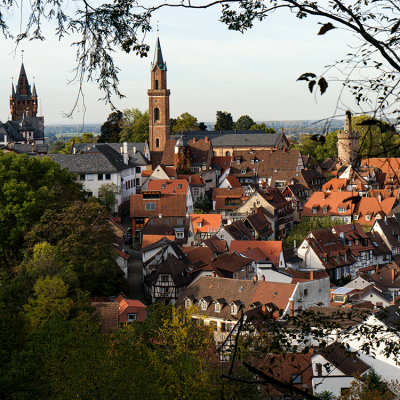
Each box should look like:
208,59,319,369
45,124,102,136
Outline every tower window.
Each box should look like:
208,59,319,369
156,138,160,148
155,79,159,89
226,151,230,157
154,108,160,122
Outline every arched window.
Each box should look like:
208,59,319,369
154,108,160,122
226,151,230,157
155,79,159,89
156,138,160,148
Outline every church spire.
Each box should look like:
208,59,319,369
11,79,15,98
152,35,166,70
32,79,37,98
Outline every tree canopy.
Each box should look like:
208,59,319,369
119,108,150,143
234,115,254,130
249,123,275,134
172,112,201,133
98,111,124,143
214,111,234,131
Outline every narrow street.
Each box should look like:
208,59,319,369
121,212,149,305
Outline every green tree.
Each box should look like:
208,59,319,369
194,193,210,212
0,153,84,272
23,276,73,329
315,391,334,400
50,140,67,153
98,111,124,143
250,123,276,134
172,112,200,133
98,183,122,211
170,117,177,133
214,111,234,131
199,122,208,131
234,115,254,130
314,130,338,162
119,108,149,143
283,217,346,250
59,132,97,154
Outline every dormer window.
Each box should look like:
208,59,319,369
366,215,371,221
255,159,259,164
353,215,358,220
215,302,221,312
178,184,182,189
185,298,191,308
231,304,238,314
322,207,328,214
176,231,184,238
200,299,208,310
197,222,201,228
338,207,347,213
241,169,246,174
236,160,240,165
312,207,318,214
251,159,254,164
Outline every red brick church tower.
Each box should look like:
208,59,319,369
148,33,170,158
10,62,38,121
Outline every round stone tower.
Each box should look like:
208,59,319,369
337,110,359,166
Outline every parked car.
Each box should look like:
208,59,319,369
124,234,132,245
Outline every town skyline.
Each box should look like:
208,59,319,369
0,4,358,124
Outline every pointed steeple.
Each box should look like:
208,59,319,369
152,34,166,70
11,79,15,98
15,62,32,99
32,81,37,98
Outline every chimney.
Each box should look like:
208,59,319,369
123,142,128,164
253,275,258,283
392,268,395,283
212,271,216,277
378,194,382,203
73,147,76,155
310,347,315,356
310,270,314,281
261,275,265,281
133,147,137,154
193,137,196,143
375,265,379,273
205,136,209,143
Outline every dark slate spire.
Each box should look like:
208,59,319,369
15,62,32,99
11,81,15,98
32,82,37,97
152,34,166,70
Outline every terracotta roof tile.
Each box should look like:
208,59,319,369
130,193,186,218
190,214,221,234
203,236,227,253
92,302,119,334
212,187,244,200
183,246,213,265
230,240,282,263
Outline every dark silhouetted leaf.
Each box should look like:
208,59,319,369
308,80,316,93
297,72,317,82
318,22,336,35
343,195,361,204
318,77,328,94
391,20,400,34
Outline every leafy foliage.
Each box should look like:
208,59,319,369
0,153,84,271
234,115,255,130
249,123,275,134
214,111,234,131
194,192,210,212
119,108,149,143
283,217,346,249
172,112,201,133
98,183,122,211
98,111,124,143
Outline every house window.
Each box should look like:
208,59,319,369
136,167,141,173
194,188,199,195
304,289,308,296
215,302,221,312
366,215,371,221
87,174,93,181
292,375,302,384
136,178,140,186
231,304,238,314
226,151,230,157
197,222,201,228
166,219,169,225
200,300,207,310
322,207,327,214
176,231,184,238
178,184,182,189
156,138,160,148
353,215,358,220
220,234,224,239
145,202,156,210
251,159,254,164
338,207,346,213
163,206,166,211
98,174,103,180
241,169,246,174
257,201,261,206
185,299,191,308
312,207,317,214
236,160,240,165
177,219,184,225
127,313,137,322
80,174,85,181
105,173,111,180
316,364,322,376
155,79,159,89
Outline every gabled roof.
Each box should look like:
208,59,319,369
142,235,174,249
175,276,259,320
224,175,242,188
141,216,191,245
151,255,191,287
221,220,255,241
210,156,231,173
190,214,221,234
183,246,213,266
203,236,227,254
230,240,282,263
270,169,325,190
323,178,347,192
318,342,370,376
212,187,244,200
366,231,391,256
370,262,400,288
147,179,189,194
73,142,147,157
130,194,187,218
197,252,253,278
91,302,119,334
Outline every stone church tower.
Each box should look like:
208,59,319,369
148,34,170,156
10,63,38,121
337,110,359,166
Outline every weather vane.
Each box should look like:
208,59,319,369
21,50,24,62
157,20,159,32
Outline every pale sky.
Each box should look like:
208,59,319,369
0,2,363,124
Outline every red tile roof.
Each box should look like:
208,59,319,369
212,187,244,200
142,235,174,249
323,178,347,192
225,175,242,188
147,179,188,194
91,302,119,334
229,240,282,263
183,246,214,265
130,193,187,218
190,214,221,234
